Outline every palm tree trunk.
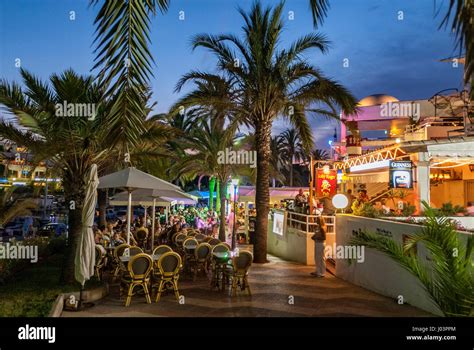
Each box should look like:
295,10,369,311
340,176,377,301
60,177,85,284
254,121,271,263
98,189,107,227
216,179,221,213
289,160,294,187
209,176,216,212
218,179,226,241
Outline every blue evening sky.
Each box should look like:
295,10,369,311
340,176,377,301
0,0,465,148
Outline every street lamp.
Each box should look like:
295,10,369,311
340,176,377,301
231,178,239,250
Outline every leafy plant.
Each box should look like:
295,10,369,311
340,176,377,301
351,200,380,218
349,201,473,316
434,202,468,216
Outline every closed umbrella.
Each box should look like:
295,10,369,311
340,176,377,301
74,164,99,306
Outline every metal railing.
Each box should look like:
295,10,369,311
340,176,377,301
286,211,335,235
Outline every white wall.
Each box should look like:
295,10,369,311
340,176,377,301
336,215,442,315
267,220,314,265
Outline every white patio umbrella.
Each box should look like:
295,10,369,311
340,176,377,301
97,167,190,244
109,188,197,249
74,164,98,290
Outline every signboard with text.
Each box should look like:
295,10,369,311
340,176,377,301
316,169,337,197
389,160,413,189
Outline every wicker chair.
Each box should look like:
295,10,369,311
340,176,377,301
154,252,182,303
225,251,253,296
174,233,187,248
113,243,131,281
94,245,107,281
120,253,153,307
208,238,221,246
191,243,212,281
194,233,206,243
129,246,143,256
210,243,231,290
152,245,172,256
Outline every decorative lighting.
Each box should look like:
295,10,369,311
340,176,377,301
332,194,349,210
395,138,401,143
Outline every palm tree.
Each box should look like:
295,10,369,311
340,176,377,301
278,128,306,187
438,0,473,98
0,188,37,227
89,0,170,150
310,148,329,161
185,1,357,262
349,202,473,316
270,136,285,187
172,121,237,241
0,69,163,282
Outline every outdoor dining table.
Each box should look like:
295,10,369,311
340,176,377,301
210,251,232,291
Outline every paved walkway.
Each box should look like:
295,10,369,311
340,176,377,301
63,255,431,317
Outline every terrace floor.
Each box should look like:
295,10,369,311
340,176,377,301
62,255,431,317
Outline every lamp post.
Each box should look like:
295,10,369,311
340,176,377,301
231,178,239,250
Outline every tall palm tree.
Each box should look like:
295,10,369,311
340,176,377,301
0,69,165,282
349,202,473,316
310,148,329,161
438,0,473,98
278,128,306,187
89,0,170,149
0,188,37,227
270,136,285,187
172,121,237,241
185,1,357,262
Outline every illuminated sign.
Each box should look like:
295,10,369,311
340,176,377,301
389,160,413,189
349,160,390,172
316,169,337,197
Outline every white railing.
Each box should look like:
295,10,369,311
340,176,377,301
286,211,335,235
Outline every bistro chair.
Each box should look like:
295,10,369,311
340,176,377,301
154,252,182,303
194,233,206,243
191,243,212,281
152,244,172,256
182,238,199,270
120,253,153,307
208,238,221,246
129,246,143,256
187,231,197,237
203,236,213,243
113,243,131,281
225,251,253,296
210,243,231,291
175,233,187,248
94,244,107,281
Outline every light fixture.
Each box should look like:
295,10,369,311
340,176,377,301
332,194,349,211
395,138,401,143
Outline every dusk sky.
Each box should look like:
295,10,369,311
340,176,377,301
0,0,465,148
